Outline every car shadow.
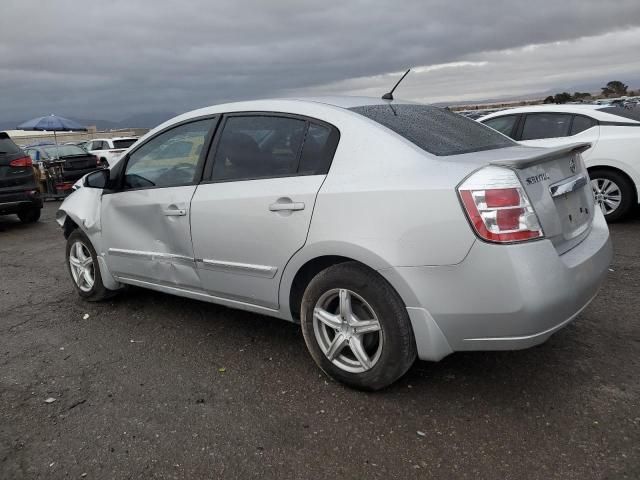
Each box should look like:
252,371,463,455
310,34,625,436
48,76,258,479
98,285,596,401
0,213,45,233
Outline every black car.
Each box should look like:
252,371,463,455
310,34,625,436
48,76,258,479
25,143,100,182
0,132,42,223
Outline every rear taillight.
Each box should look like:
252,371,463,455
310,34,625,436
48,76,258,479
93,155,101,166
9,156,33,168
458,166,543,243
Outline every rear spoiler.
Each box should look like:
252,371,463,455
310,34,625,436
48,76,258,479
490,142,591,169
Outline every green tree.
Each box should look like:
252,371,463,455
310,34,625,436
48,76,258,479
601,80,628,97
553,92,572,104
573,92,591,100
543,95,555,104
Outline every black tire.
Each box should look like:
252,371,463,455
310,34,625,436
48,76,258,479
589,168,635,222
300,262,417,391
65,229,117,301
17,207,41,223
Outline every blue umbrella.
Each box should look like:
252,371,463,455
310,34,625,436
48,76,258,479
18,114,87,132
17,114,87,157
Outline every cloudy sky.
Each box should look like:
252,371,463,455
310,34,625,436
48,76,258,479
1,0,640,125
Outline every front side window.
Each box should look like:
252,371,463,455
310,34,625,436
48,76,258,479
211,116,306,181
124,119,213,189
349,104,514,156
483,115,518,138
521,113,572,140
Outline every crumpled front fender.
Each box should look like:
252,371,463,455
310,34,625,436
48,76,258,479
56,188,122,290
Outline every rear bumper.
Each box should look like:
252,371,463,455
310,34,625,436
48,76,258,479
382,210,612,360
0,189,43,214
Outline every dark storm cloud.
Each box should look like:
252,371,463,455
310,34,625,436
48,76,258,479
1,0,640,123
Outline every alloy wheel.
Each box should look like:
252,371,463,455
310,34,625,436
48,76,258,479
69,241,95,293
591,178,622,215
312,288,383,374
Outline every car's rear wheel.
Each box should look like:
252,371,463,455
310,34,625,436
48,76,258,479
17,207,41,223
300,262,416,390
590,169,635,222
66,229,116,301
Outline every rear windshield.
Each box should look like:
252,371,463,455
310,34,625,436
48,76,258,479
42,145,87,157
113,138,137,149
349,104,515,156
600,105,640,122
0,133,23,156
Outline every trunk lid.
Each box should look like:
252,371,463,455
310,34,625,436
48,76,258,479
490,143,594,254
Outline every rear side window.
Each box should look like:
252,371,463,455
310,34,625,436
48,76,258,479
211,116,306,181
600,105,640,122
570,115,597,135
521,113,572,140
298,123,340,175
113,139,137,149
0,133,23,156
483,115,518,138
349,104,514,156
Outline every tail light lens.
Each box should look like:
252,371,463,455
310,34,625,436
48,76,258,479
458,166,543,243
9,156,33,168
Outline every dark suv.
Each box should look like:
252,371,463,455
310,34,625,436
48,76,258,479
0,132,43,223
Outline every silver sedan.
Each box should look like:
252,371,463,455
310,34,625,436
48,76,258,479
57,97,612,390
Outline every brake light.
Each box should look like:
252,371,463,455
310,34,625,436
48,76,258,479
9,156,33,167
458,166,543,243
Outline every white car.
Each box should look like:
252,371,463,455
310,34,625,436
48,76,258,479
56,97,611,390
479,104,640,221
85,137,138,167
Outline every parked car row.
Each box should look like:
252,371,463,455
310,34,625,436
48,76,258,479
57,97,612,390
478,104,640,221
0,135,139,222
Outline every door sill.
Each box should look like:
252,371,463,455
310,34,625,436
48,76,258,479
115,276,280,315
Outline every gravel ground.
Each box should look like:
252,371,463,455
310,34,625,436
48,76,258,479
1,202,639,479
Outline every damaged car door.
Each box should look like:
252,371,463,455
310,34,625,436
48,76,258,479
101,118,216,289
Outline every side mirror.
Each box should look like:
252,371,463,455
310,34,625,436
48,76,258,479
84,169,110,189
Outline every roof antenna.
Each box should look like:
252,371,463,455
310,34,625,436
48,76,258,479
382,68,411,100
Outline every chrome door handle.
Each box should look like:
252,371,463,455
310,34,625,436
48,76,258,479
269,202,305,212
163,208,186,216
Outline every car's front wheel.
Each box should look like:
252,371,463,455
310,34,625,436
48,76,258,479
300,262,417,390
66,229,116,301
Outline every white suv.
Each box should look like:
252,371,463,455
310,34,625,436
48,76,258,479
479,104,640,221
85,137,138,167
